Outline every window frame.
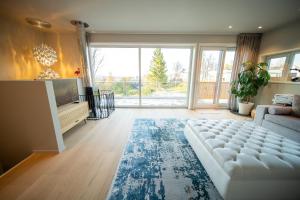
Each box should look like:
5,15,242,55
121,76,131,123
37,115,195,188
291,51,300,69
290,51,300,78
88,44,195,108
195,46,236,108
265,51,296,80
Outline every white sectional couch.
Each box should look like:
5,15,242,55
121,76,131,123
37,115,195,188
254,105,300,142
184,119,300,200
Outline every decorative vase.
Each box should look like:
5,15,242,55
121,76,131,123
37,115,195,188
238,102,254,115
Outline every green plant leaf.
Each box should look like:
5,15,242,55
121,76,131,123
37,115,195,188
230,61,270,102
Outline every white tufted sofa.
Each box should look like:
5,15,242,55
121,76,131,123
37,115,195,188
184,119,300,200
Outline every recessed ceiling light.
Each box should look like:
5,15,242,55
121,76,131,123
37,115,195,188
228,25,233,29
25,17,51,29
258,26,263,29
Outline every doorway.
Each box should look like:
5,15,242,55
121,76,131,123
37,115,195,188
196,47,235,107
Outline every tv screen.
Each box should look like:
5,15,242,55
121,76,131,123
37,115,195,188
52,79,79,107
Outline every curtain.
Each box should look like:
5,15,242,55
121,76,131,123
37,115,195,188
73,21,93,87
228,33,262,111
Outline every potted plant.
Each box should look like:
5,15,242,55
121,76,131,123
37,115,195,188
231,61,270,115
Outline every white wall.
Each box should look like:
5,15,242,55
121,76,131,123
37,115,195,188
0,14,45,80
255,82,300,105
0,81,64,172
89,33,236,45
259,20,300,58
256,19,300,105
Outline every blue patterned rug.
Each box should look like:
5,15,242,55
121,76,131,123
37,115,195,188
107,119,222,200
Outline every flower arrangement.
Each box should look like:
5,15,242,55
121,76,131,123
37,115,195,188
74,67,81,77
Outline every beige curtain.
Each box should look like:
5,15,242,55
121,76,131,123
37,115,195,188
73,21,93,87
229,33,262,111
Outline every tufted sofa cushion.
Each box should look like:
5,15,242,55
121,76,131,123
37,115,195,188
187,119,300,180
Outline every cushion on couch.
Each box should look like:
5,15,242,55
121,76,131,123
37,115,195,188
268,106,292,115
292,95,300,117
264,114,300,132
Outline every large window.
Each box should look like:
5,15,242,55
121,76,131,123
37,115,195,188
91,48,139,106
291,53,300,77
266,51,300,80
268,56,287,78
141,48,191,106
90,46,192,107
220,50,235,103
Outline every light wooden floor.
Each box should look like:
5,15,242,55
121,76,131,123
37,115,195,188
0,109,249,200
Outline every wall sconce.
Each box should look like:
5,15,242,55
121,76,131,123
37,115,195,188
33,43,60,79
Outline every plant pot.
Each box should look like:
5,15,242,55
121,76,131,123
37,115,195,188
238,102,254,115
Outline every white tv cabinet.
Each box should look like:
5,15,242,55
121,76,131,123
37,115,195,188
57,102,89,134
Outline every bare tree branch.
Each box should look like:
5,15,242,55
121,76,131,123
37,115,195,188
91,48,104,75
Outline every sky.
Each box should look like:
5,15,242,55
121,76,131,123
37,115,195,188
291,53,300,76
91,47,237,83
92,48,191,80
292,53,300,69
200,50,235,82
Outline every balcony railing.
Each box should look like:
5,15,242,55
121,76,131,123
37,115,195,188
198,82,230,100
94,80,230,106
95,80,187,96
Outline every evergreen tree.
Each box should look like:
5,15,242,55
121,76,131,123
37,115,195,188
148,48,168,87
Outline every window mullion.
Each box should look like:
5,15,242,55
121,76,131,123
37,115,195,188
214,49,225,104
138,48,142,107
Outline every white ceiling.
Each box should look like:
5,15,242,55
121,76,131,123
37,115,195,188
1,0,300,34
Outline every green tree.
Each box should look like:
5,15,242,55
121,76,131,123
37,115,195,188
148,48,168,88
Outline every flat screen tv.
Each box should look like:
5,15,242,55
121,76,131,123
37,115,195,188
52,79,79,107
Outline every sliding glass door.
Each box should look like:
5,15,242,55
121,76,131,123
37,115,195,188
219,50,235,104
91,46,192,107
196,47,235,107
197,50,222,105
